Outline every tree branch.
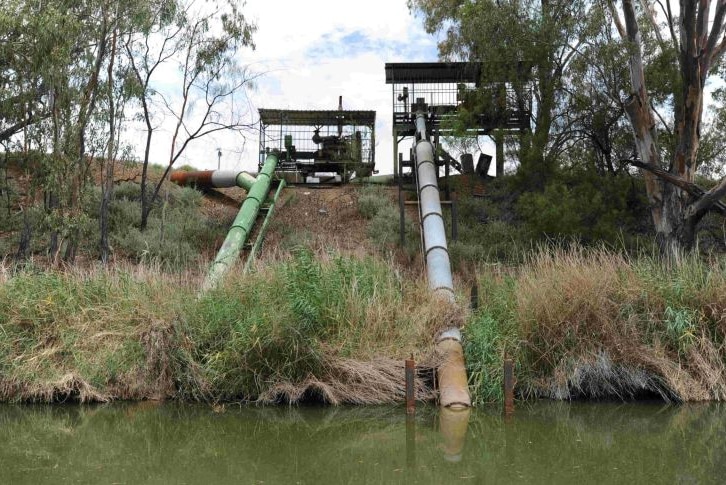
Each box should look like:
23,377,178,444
705,1,726,72
638,0,665,45
629,159,726,215
607,0,627,39
686,174,726,218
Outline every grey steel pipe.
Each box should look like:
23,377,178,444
413,109,471,409
414,112,455,302
171,170,257,192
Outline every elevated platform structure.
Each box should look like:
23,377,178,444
258,100,376,184
385,62,531,180
385,62,529,137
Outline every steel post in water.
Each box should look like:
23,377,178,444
406,413,416,469
405,355,416,414
504,358,515,416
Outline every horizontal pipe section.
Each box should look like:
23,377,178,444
171,170,257,192
202,154,279,292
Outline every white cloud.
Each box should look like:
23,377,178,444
137,0,441,174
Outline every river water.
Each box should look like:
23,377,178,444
0,401,723,484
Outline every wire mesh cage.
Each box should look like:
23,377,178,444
258,108,375,183
385,62,530,137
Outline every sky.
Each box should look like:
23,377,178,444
141,0,442,175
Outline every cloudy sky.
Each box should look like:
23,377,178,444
145,0,441,175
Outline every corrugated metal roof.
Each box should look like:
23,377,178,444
385,62,481,84
258,109,376,126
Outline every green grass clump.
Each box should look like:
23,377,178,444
0,266,187,401
356,185,419,255
464,271,518,403
0,250,445,403
185,249,423,400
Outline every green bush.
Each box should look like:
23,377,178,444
185,249,403,399
516,168,649,247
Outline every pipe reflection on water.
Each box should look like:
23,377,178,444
439,406,472,463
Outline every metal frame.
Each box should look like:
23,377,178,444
386,62,532,246
258,108,376,183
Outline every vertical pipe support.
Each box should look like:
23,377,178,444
244,179,286,273
398,157,406,248
495,130,505,177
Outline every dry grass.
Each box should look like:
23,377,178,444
467,245,726,403
5,245,726,405
257,356,440,405
0,252,444,404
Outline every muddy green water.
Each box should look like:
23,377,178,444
0,401,723,484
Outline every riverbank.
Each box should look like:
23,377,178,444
1,247,725,404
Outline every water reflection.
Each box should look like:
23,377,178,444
439,407,470,463
0,401,724,484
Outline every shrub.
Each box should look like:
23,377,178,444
356,185,390,219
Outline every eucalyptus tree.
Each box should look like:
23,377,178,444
0,1,53,144
610,0,726,254
409,0,595,186
0,0,113,261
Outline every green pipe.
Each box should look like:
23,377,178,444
244,179,286,273
202,153,279,291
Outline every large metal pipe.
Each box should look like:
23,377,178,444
202,153,279,291
171,170,257,192
413,107,471,409
414,112,455,302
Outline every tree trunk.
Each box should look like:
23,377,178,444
100,27,117,263
16,209,31,260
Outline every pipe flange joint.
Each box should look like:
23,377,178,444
437,327,462,343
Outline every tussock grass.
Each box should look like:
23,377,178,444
187,249,453,403
4,245,726,405
466,246,726,403
0,251,446,404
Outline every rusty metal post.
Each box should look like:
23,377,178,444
503,358,515,416
406,355,416,414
